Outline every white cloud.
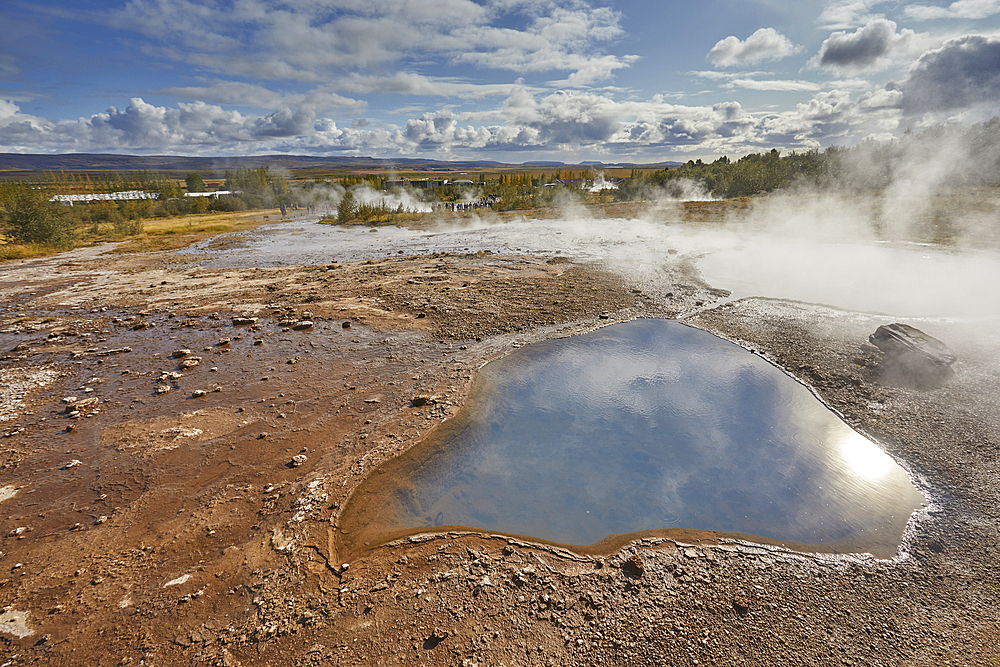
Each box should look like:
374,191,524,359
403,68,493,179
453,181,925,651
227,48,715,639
816,1,887,29
159,82,363,114
813,19,916,71
906,0,1000,20
725,79,823,92
707,28,801,67
891,35,1000,114
109,0,637,89
335,73,519,100
0,88,898,160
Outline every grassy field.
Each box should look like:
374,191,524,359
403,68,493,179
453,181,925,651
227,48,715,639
0,209,284,261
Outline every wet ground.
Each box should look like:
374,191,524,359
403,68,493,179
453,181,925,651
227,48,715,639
1,215,999,665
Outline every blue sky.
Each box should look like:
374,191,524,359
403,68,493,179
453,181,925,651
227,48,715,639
2,0,999,162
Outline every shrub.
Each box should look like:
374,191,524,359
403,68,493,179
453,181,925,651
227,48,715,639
3,188,74,247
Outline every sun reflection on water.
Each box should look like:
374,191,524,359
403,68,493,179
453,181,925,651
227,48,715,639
838,432,897,481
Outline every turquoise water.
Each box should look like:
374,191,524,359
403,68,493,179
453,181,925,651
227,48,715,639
343,320,924,555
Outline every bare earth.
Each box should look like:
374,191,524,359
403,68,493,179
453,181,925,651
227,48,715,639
0,226,997,666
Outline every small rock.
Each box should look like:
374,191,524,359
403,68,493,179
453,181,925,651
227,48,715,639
172,349,192,359
342,321,352,329
62,459,83,470
218,337,231,346
232,316,258,326
622,555,644,579
291,454,307,467
71,397,99,412
411,395,437,407
157,385,171,395
192,390,207,398
732,596,750,616
292,320,313,331
179,357,201,369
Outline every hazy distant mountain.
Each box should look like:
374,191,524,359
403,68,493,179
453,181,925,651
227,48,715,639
0,153,680,173
0,153,508,172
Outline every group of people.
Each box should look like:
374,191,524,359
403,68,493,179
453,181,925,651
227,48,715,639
431,194,500,211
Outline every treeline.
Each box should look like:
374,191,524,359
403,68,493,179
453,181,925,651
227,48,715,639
339,174,386,190
615,149,825,200
0,166,297,248
616,117,1000,201
0,169,183,200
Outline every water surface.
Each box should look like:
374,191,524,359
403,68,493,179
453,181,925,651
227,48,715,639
340,319,925,557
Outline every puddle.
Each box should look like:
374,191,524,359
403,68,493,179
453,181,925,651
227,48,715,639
341,319,925,557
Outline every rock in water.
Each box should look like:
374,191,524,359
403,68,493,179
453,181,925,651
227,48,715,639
869,323,956,387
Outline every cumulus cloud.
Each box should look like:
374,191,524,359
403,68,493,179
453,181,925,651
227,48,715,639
890,35,1000,114
109,0,637,90
906,0,1000,20
0,86,899,160
816,0,886,30
813,18,915,70
159,81,364,115
707,28,801,67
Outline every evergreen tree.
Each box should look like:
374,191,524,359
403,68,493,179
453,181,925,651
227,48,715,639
186,173,206,192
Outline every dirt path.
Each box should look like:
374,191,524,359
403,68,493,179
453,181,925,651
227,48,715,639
0,237,997,666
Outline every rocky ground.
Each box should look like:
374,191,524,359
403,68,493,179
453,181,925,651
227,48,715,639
0,230,997,666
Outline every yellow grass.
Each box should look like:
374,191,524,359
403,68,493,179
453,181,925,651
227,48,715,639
105,210,282,253
0,210,286,262
0,241,63,261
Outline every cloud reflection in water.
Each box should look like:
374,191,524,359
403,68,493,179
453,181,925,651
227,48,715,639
347,319,925,555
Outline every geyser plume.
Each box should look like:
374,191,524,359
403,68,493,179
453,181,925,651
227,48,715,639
354,185,431,213
294,181,431,218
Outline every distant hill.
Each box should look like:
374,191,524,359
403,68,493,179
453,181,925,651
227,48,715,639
0,153,509,172
0,153,682,173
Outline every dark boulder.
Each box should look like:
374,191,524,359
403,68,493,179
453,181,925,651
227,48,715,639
868,323,956,388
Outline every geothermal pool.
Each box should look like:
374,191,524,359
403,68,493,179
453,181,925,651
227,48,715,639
340,319,925,557
183,215,1000,318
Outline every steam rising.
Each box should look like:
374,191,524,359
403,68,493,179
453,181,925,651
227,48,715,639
210,130,999,324
353,185,432,213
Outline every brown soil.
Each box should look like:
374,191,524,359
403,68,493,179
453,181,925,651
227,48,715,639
0,227,997,666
